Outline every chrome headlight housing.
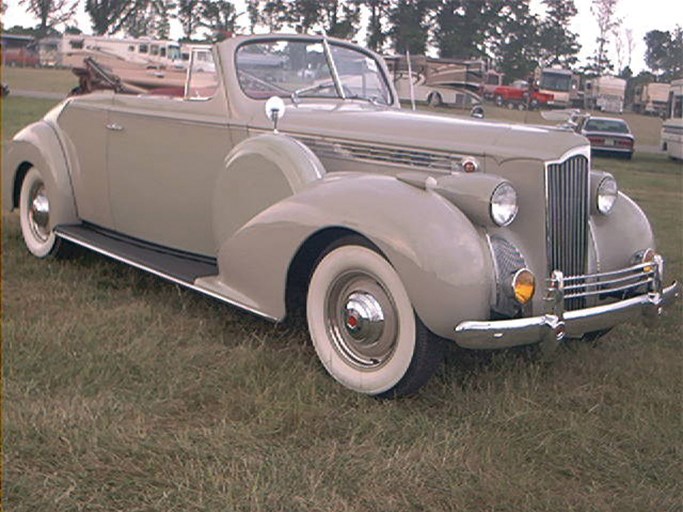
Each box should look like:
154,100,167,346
490,182,518,226
597,176,618,215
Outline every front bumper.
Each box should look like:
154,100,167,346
454,257,680,350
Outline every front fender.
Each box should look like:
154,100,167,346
591,191,655,271
2,121,78,228
212,173,493,340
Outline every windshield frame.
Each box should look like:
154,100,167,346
234,35,395,106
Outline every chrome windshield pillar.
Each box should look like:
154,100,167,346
322,35,346,100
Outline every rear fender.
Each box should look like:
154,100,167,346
212,173,493,340
2,121,78,228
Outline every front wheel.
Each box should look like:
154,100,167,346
19,167,72,258
306,242,445,398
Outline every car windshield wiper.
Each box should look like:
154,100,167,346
346,94,383,106
291,81,337,104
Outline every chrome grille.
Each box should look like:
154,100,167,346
564,262,654,300
546,155,589,309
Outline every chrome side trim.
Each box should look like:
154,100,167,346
295,135,466,173
55,230,278,322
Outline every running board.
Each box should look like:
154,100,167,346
55,223,277,321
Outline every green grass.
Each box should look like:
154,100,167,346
3,98,683,511
1,96,61,141
1,66,78,95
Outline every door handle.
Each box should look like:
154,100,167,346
106,123,124,131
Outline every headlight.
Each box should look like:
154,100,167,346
597,176,618,214
490,182,518,226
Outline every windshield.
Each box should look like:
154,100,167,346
584,119,630,133
236,39,392,105
540,73,572,92
168,45,181,61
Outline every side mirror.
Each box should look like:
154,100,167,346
470,105,485,119
265,96,286,132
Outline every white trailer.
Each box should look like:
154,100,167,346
61,35,183,70
585,76,627,114
634,82,670,116
661,79,683,160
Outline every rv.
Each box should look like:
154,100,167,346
585,76,627,114
633,82,670,116
661,79,683,160
536,67,573,108
385,54,484,108
61,35,187,90
62,35,184,70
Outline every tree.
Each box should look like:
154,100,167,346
644,26,683,80
85,0,137,35
387,0,435,54
586,0,621,76
494,1,541,81
177,0,203,39
20,0,78,36
285,0,361,39
538,0,580,67
121,0,171,38
199,0,239,41
433,0,505,60
246,0,288,32
364,0,391,51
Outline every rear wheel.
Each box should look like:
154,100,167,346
428,92,443,107
19,167,72,258
495,95,504,106
306,240,445,398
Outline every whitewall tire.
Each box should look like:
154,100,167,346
306,241,444,398
19,167,70,258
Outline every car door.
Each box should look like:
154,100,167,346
106,53,232,256
57,93,115,229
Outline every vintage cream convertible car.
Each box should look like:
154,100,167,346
4,34,679,397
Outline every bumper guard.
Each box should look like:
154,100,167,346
454,255,680,350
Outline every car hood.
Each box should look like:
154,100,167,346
249,101,587,163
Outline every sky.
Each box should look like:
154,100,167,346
2,0,681,74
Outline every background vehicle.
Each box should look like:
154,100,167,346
580,116,635,159
385,54,483,108
661,79,683,159
585,76,627,113
61,34,184,70
492,80,553,110
633,82,670,116
536,67,573,107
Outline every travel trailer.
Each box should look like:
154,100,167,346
633,82,670,116
661,79,683,159
585,76,627,114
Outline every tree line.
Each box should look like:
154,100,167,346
6,0,683,82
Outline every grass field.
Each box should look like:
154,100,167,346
1,66,78,95
2,96,682,511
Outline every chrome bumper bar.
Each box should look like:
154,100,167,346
454,256,680,350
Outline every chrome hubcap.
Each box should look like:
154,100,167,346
326,272,398,369
28,183,50,242
344,292,385,343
